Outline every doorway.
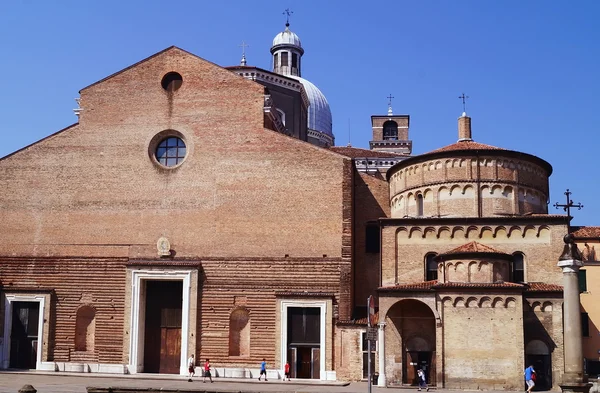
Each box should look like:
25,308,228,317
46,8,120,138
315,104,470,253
526,340,552,391
287,307,320,379
406,351,434,386
9,302,39,369
143,280,182,374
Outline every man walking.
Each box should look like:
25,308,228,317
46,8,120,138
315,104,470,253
258,358,268,381
524,364,535,393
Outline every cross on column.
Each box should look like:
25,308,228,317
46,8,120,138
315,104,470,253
554,189,583,232
458,93,469,113
387,94,394,107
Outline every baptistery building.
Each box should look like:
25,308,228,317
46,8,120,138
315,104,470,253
371,114,568,390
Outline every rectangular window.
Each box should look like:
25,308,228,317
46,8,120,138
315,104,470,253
365,225,380,253
582,312,590,337
274,53,279,69
579,269,587,293
281,52,289,67
513,253,525,282
426,254,438,281
361,331,376,380
292,53,298,68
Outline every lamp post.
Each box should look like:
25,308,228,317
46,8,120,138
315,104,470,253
557,234,591,393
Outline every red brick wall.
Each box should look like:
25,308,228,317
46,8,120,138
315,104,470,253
0,47,354,365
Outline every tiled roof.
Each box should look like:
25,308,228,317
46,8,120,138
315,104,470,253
426,140,505,154
571,226,600,239
440,241,506,255
378,280,438,292
432,282,525,289
338,311,379,326
525,282,563,292
329,146,407,159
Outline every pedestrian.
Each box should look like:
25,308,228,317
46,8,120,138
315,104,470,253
203,358,213,383
187,354,195,382
258,358,268,381
417,368,429,391
284,360,291,381
524,364,536,393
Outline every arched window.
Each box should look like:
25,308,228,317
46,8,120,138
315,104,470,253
425,253,438,281
75,305,96,351
229,308,250,357
512,252,525,282
416,194,424,217
383,121,398,140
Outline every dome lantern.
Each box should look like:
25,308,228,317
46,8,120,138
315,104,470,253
271,22,304,77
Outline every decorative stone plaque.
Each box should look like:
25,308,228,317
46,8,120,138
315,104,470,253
157,237,171,257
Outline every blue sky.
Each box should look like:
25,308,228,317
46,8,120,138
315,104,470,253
1,1,598,225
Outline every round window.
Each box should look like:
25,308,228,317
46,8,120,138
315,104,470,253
155,137,186,167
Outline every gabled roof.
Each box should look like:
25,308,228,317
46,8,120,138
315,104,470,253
80,46,224,92
571,226,600,239
329,146,407,159
442,241,504,255
426,140,505,154
436,241,513,262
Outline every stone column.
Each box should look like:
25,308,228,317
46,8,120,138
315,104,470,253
557,234,591,393
378,322,386,386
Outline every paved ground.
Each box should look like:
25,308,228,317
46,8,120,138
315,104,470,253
0,371,422,393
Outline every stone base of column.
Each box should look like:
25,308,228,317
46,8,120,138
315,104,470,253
559,382,592,393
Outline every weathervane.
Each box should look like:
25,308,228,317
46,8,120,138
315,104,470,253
458,93,469,113
387,93,394,116
283,8,293,26
554,189,583,231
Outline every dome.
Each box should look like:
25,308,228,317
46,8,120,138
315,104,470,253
288,75,333,138
272,24,302,48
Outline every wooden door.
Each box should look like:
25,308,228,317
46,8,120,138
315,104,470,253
160,326,181,374
288,347,297,378
143,280,182,374
9,302,39,369
297,347,311,378
311,348,320,379
406,351,418,385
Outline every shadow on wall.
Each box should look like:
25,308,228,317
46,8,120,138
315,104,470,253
583,305,600,377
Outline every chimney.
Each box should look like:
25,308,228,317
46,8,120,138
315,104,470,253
458,112,472,141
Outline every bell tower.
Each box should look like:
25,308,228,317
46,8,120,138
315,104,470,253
369,95,412,155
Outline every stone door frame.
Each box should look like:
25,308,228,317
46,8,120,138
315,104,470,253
1,293,47,370
128,269,193,375
279,299,327,380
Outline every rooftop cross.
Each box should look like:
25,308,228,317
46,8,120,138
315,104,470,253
283,8,293,26
239,40,249,56
554,189,584,232
239,41,249,66
458,93,469,113
387,94,394,107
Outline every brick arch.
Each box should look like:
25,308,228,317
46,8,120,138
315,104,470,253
75,304,96,352
229,307,250,357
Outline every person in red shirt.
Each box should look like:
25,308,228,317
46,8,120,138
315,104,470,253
284,361,291,381
203,358,213,383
